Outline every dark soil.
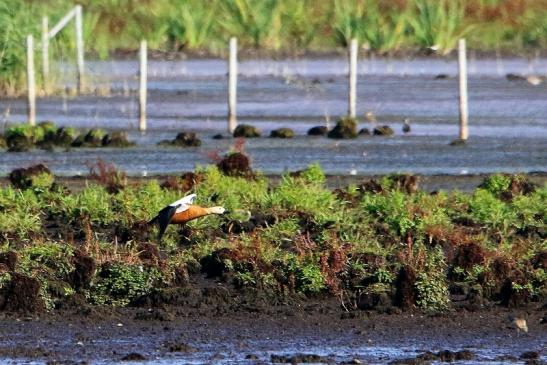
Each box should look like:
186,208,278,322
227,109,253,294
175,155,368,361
0,273,44,312
216,152,253,177
0,303,543,364
8,164,53,189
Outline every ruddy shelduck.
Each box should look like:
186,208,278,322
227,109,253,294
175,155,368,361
148,193,227,241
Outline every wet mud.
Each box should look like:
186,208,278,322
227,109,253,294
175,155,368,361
0,303,544,364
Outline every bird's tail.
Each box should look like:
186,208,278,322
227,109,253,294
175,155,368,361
147,215,159,226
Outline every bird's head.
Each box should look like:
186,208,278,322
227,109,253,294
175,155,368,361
207,206,228,215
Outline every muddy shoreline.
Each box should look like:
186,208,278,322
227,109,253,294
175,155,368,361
1,172,546,192
0,299,544,364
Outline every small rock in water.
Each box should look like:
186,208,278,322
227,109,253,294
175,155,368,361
328,117,358,139
121,353,146,361
233,124,261,138
373,125,394,136
271,353,331,363
168,342,198,353
358,127,371,136
520,351,539,360
449,138,466,146
270,127,295,138
307,126,328,136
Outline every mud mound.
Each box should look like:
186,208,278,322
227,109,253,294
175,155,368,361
72,129,105,147
9,164,54,190
217,152,253,177
271,353,332,363
270,128,294,138
2,273,44,312
233,124,261,138
358,174,418,195
307,126,328,136
161,172,202,192
200,248,235,278
394,266,416,309
359,127,371,135
373,125,394,136
102,131,135,147
159,132,201,147
453,243,487,269
138,243,164,267
328,117,358,139
70,252,96,290
0,251,18,271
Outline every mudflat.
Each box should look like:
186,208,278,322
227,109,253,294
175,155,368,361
0,301,544,364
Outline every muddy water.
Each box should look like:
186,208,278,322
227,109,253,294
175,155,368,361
0,310,544,364
0,57,546,176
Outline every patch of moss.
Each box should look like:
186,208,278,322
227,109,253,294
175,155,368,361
233,124,261,138
327,117,357,139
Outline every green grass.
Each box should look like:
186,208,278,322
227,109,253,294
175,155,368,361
0,165,545,313
1,0,546,94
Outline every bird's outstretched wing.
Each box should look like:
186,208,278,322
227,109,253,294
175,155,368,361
169,193,197,213
149,205,178,241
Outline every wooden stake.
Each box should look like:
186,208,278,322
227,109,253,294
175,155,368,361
458,39,468,141
348,38,358,119
27,35,36,126
42,16,49,94
75,5,84,93
228,37,237,134
139,40,147,132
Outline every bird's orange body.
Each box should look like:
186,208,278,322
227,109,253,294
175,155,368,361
170,205,210,225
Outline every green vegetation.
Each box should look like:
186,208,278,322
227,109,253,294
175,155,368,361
1,0,546,94
0,166,544,314
1,122,134,151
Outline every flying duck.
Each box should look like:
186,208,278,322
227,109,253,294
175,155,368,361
148,193,227,241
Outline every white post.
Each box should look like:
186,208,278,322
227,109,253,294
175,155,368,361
228,37,237,134
27,35,36,126
458,38,468,141
348,38,358,119
42,16,49,93
139,40,147,132
75,5,84,94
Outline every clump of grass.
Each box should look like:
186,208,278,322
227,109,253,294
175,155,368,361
408,0,472,54
87,159,127,194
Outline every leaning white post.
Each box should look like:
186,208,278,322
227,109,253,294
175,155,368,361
228,37,238,134
139,40,147,132
458,38,468,141
27,35,36,126
75,5,85,93
42,16,49,93
348,38,358,119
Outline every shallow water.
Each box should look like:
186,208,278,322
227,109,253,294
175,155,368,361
0,314,544,364
0,57,546,176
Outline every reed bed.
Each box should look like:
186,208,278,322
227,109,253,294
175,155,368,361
1,0,546,93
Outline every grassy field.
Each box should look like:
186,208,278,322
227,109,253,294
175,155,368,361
1,0,547,94
0,161,544,313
